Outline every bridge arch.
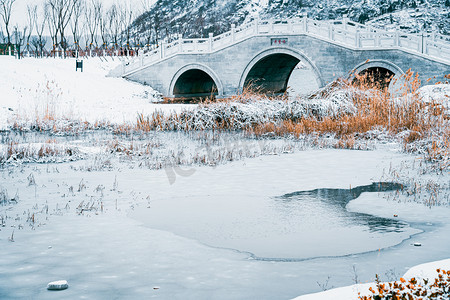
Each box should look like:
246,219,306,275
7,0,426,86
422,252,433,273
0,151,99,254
239,47,324,94
352,59,405,89
169,63,224,98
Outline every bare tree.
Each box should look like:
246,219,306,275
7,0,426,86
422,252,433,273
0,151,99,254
139,0,155,16
143,18,153,49
13,24,27,58
0,0,16,46
46,1,58,50
70,0,84,55
98,4,109,49
85,0,101,49
26,5,37,54
46,0,79,54
152,13,160,46
140,0,153,12
108,4,120,49
35,4,48,56
120,4,133,50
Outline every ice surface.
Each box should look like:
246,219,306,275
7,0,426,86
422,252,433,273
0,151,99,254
0,146,449,299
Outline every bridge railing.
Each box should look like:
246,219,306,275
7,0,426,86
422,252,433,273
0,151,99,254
121,16,450,76
398,32,421,52
307,19,331,38
212,31,233,48
333,28,359,46
426,39,450,61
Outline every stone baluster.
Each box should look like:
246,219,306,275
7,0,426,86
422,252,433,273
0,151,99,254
342,14,349,31
418,33,424,53
160,41,164,58
209,33,213,52
355,30,361,48
302,13,308,32
231,24,236,42
287,19,292,32
395,30,399,47
328,23,334,40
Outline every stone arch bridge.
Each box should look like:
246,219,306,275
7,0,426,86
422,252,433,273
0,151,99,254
110,16,450,98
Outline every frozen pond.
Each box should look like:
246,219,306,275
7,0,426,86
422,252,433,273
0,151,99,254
132,182,419,260
0,130,449,299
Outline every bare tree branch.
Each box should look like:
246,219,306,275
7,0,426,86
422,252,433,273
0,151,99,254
84,0,101,49
70,0,84,54
26,5,37,53
0,0,17,45
35,4,48,56
46,0,79,54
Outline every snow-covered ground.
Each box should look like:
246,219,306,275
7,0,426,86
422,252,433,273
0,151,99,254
0,57,449,299
0,56,192,131
0,147,449,299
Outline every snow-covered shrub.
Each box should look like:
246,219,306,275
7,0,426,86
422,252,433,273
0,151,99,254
137,88,357,132
0,141,81,166
359,269,450,300
417,84,450,117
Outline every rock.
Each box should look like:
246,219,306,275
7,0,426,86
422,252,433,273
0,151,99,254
47,280,69,290
413,243,422,247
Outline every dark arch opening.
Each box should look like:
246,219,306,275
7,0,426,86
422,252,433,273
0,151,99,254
244,54,301,94
173,69,218,99
355,67,395,89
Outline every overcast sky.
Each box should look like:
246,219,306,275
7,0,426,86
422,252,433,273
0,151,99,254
9,0,155,28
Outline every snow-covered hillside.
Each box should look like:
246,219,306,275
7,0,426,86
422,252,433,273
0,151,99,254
130,0,450,44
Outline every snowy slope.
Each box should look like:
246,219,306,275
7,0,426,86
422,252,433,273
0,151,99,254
130,0,450,43
0,56,192,130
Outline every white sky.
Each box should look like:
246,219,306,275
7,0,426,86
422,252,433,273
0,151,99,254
9,0,155,29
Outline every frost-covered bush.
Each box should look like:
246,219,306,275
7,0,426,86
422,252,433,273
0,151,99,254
0,141,81,166
137,87,358,131
360,269,450,300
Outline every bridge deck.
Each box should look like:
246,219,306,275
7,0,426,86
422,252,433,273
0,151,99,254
119,16,450,77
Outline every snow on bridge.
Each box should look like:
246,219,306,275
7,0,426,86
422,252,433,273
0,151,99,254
111,15,450,98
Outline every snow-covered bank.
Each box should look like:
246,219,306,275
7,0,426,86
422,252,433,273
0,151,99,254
293,259,450,300
0,56,191,130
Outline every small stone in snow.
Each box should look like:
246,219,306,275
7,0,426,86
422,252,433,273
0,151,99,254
8,108,13,111
153,286,160,290
393,214,398,217
413,243,422,247
47,280,69,290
